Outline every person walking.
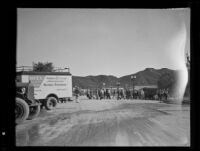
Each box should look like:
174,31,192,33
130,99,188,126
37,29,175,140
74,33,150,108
157,89,161,101
74,86,80,103
112,89,115,99
125,89,128,100
86,89,90,99
121,89,125,100
106,89,109,99
103,89,106,99
90,90,93,99
164,88,169,101
100,89,104,100
140,89,144,100
117,89,120,100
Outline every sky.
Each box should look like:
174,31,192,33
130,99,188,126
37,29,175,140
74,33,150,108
17,8,190,77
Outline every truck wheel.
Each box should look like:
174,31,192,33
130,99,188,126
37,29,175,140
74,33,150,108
27,105,40,120
15,98,29,124
45,97,57,110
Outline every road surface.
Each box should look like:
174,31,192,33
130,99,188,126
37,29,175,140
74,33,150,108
16,97,190,146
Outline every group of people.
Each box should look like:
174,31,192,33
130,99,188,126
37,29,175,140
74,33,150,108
85,88,145,100
156,88,169,101
73,86,170,102
86,89,112,100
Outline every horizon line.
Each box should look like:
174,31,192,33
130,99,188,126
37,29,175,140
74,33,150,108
72,67,179,78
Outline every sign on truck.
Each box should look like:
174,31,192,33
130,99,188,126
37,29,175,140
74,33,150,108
16,71,72,110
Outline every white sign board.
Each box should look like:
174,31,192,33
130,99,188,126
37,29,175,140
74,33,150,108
20,74,72,99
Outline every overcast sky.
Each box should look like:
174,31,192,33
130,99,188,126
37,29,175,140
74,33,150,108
17,8,190,77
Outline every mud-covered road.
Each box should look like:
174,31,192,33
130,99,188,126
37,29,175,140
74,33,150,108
16,98,190,146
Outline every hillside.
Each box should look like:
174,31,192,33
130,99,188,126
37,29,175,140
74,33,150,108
72,68,179,89
72,75,118,89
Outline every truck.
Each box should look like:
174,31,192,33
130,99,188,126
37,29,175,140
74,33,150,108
142,88,158,100
16,67,72,111
16,82,41,124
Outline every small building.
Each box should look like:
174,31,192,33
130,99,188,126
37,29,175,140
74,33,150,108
134,85,158,91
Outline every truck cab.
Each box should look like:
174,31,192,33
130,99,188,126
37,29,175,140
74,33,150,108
16,82,40,124
16,82,35,104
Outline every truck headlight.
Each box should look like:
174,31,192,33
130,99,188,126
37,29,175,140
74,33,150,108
21,88,26,94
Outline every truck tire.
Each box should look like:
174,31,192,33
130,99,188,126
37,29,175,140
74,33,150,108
27,105,40,120
45,97,57,110
15,98,29,124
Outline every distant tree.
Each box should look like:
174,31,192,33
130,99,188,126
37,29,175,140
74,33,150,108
33,62,54,72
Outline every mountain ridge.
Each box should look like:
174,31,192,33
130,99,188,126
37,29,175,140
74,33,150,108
72,68,180,89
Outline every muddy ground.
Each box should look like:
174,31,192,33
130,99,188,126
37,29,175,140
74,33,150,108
16,97,190,146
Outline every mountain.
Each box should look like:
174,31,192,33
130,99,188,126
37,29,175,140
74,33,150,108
72,67,190,98
72,68,178,89
119,68,162,87
72,75,118,89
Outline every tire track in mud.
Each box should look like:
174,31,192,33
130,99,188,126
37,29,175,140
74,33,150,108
43,110,120,146
16,103,190,146
37,109,156,146
16,108,136,146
